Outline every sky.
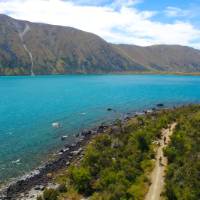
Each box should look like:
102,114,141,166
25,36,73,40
1,0,200,48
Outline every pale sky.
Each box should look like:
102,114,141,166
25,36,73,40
1,0,200,48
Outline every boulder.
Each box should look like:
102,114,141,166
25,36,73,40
157,103,164,107
75,133,80,138
52,122,60,128
61,135,68,141
81,130,92,136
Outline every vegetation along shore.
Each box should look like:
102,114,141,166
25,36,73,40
0,104,200,200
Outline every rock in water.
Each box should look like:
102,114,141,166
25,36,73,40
11,159,21,164
157,103,164,107
61,136,68,141
52,122,60,128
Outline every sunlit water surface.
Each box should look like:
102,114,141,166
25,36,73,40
0,74,200,182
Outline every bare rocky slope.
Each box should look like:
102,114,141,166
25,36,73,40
117,44,200,73
1,14,200,75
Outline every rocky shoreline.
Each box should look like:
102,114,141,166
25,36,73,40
0,105,166,200
0,127,101,199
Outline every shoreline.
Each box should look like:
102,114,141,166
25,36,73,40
0,124,104,199
0,105,176,199
1,71,200,77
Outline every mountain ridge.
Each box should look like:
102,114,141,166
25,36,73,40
0,14,200,75
117,44,200,73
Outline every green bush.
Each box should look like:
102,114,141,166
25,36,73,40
69,166,92,194
43,188,59,200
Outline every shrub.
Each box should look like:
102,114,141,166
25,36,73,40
69,166,92,194
43,188,59,200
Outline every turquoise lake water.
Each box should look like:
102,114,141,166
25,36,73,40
0,74,200,183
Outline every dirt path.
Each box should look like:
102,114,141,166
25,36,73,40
145,123,176,200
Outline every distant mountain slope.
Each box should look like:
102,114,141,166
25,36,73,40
0,14,200,75
117,44,200,73
0,14,143,75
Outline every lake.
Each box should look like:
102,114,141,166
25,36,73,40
0,74,200,183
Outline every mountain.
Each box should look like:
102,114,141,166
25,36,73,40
117,44,200,73
0,14,144,75
0,14,200,75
